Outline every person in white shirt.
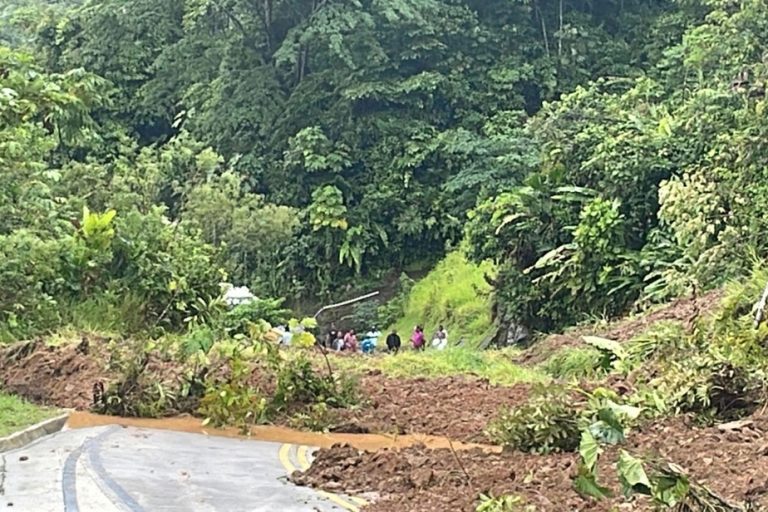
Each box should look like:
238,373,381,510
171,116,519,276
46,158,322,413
431,325,448,350
280,325,293,346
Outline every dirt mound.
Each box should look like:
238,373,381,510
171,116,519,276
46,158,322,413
626,415,768,510
335,371,532,442
0,336,114,409
295,413,768,511
518,289,723,365
292,443,598,512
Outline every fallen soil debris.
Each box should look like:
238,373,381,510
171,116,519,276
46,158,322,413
294,412,768,511
335,372,533,442
516,289,724,365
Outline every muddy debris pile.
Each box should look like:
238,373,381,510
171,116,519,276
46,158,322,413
335,372,533,442
0,336,113,409
295,413,768,512
516,289,723,365
292,443,594,512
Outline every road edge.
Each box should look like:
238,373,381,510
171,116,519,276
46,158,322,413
0,411,71,453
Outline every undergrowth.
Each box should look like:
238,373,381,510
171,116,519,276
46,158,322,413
539,347,606,380
390,251,495,347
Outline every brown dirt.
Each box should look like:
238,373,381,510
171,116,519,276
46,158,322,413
626,415,768,510
334,370,533,442
0,338,533,444
517,289,724,365
293,412,768,511
0,336,114,409
292,443,599,512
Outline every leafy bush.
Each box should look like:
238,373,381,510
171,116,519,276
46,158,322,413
0,231,68,338
288,402,337,432
645,357,765,423
539,347,606,380
350,299,382,332
109,207,223,329
95,351,183,418
272,355,358,412
476,494,535,512
220,298,291,335
198,357,268,432
486,389,581,454
182,326,216,356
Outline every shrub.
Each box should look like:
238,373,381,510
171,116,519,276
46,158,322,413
288,402,337,432
220,297,291,335
487,389,580,454
540,347,605,380
272,355,358,412
95,351,182,418
198,357,268,432
476,494,535,512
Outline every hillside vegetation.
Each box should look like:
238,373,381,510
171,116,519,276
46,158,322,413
1,0,747,341
389,252,494,346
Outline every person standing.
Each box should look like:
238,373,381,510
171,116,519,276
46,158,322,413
334,331,345,351
325,323,338,349
361,327,380,354
432,325,448,350
386,329,401,354
410,325,425,351
344,329,358,352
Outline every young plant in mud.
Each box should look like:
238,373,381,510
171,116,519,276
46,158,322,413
476,494,536,512
486,386,581,454
573,393,751,511
95,350,182,418
487,385,640,455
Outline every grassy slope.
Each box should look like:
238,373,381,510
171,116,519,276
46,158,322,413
391,251,494,347
0,393,59,437
332,347,548,386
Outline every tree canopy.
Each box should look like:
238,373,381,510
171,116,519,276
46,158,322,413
3,0,768,337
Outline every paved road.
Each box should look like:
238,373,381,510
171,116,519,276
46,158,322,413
0,425,364,512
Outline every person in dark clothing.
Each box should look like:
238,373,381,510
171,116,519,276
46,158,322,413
325,323,338,349
386,329,401,354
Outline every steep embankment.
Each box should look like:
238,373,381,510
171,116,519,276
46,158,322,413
390,251,494,347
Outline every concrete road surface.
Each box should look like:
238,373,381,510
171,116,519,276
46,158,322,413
0,425,363,512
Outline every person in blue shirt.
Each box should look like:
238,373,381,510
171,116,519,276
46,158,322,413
361,327,381,354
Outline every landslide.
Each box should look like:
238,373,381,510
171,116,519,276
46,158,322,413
294,414,768,511
516,289,723,365
0,336,532,442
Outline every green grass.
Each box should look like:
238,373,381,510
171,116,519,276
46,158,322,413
538,347,606,380
332,347,548,386
0,393,59,437
390,251,495,347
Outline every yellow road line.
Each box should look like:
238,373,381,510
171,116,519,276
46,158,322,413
296,445,311,470
278,443,297,473
317,490,360,512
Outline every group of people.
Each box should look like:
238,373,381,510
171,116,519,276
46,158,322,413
322,325,382,354
407,325,449,351
322,323,449,355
